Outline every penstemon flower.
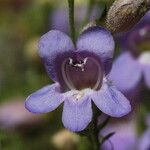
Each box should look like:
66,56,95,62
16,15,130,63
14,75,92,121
101,121,137,150
109,11,150,93
25,26,131,132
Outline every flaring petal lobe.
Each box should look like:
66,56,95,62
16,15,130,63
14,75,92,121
25,83,63,113
76,26,115,73
92,82,131,117
108,52,142,93
38,30,74,81
138,52,150,88
62,97,92,132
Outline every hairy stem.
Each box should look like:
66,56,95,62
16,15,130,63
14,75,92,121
68,0,76,45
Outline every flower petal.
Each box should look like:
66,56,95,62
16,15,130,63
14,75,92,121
38,30,74,81
25,83,63,113
101,121,137,150
92,81,131,117
76,26,115,74
62,97,92,132
138,129,150,150
138,52,150,88
142,65,150,88
108,52,142,93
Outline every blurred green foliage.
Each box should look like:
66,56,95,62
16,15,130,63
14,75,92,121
0,0,52,101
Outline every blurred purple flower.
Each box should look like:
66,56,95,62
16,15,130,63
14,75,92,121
0,99,43,130
51,7,68,33
108,11,150,94
146,114,150,127
101,120,137,150
138,114,150,150
25,26,131,132
51,6,102,33
138,129,150,150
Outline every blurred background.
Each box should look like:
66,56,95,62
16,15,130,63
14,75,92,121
0,0,149,150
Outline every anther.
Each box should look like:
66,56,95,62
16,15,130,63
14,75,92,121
69,58,88,71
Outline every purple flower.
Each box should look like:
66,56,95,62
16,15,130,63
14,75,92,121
0,100,43,130
108,11,150,94
25,26,131,132
101,121,137,150
138,114,150,150
146,114,150,127
51,6,102,33
138,129,150,150
51,7,68,33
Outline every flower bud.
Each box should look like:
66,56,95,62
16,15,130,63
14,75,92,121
106,0,149,33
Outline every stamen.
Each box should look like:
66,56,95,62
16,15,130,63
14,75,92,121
69,58,88,71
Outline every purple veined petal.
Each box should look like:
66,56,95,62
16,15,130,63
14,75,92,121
38,30,74,81
25,83,64,113
138,52,150,88
92,80,131,117
108,52,142,93
138,129,150,150
76,26,115,74
62,96,92,132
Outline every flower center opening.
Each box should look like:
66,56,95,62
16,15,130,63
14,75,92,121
61,56,103,91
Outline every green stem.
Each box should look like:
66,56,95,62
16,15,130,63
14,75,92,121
93,118,100,150
86,110,111,150
88,110,100,150
88,125,99,150
68,0,76,45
